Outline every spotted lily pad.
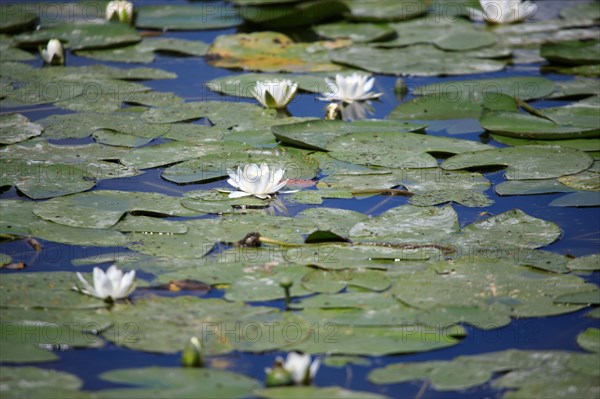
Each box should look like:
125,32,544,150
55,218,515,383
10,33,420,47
329,45,506,76
32,190,201,229
272,119,427,151
98,367,260,399
206,32,342,73
442,145,593,180
136,5,241,30
0,113,43,144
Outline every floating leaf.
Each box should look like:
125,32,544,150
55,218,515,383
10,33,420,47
344,0,428,21
32,190,201,229
541,40,600,65
577,328,600,353
313,22,395,43
329,45,506,76
272,119,427,151
442,145,593,180
240,1,350,28
409,189,493,207
0,113,42,144
301,269,390,293
136,5,241,30
549,191,600,207
0,367,90,398
98,367,260,399
558,170,600,191
568,254,600,271
255,386,389,399
206,32,342,73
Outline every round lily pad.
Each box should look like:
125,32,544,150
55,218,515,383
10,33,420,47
136,5,241,30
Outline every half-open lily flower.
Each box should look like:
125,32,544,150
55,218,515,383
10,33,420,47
40,39,65,66
106,0,135,24
222,163,296,199
319,73,382,103
282,352,320,385
251,80,298,109
474,0,538,24
73,265,136,302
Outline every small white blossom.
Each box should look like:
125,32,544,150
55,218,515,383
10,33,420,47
40,39,65,65
319,73,382,103
251,80,298,109
73,265,136,302
282,352,320,385
221,163,296,199
106,0,135,24
473,0,538,24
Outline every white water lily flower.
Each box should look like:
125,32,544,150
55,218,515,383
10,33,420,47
106,0,135,24
282,352,320,385
73,265,136,301
474,0,538,24
319,73,382,103
40,39,65,65
223,163,295,199
251,80,298,109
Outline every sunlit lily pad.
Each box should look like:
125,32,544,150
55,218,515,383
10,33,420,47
558,169,600,191
495,179,575,196
442,145,593,180
577,328,600,353
98,367,260,399
0,367,91,398
410,189,493,207
32,190,201,229
344,0,428,21
14,22,141,51
0,113,43,144
0,272,110,309
329,45,506,76
568,254,600,271
272,119,427,151
206,32,342,73
136,5,241,30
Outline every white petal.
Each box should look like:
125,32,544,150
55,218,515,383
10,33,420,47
76,272,96,297
309,358,321,380
228,191,253,198
116,270,136,298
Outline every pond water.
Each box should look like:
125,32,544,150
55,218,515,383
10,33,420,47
1,0,599,398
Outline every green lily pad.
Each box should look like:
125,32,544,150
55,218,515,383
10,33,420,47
0,113,43,144
0,159,96,199
0,253,11,267
541,40,600,65
0,272,110,309
558,170,600,191
549,191,600,207
442,145,593,180
494,179,574,195
560,2,600,20
326,131,493,168
491,134,600,152
14,22,141,51
554,289,600,305
98,367,260,399
323,356,372,367
240,1,350,28
180,190,268,214
272,119,428,151
547,77,600,99
410,189,493,207
544,64,600,77
329,44,506,76
344,0,428,21
568,254,600,271
313,22,395,42
1,200,128,247
76,37,209,63
577,328,600,353
32,190,201,229
136,5,241,30
349,204,459,244
0,366,90,398
415,76,556,101
286,323,464,355
206,32,341,73
392,257,590,319
479,103,600,140
301,269,390,293
388,92,517,120
256,386,389,399
0,4,37,33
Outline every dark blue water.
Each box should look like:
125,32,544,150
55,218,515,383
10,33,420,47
1,1,599,398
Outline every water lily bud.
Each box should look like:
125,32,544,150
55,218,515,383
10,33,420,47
39,39,65,66
265,358,293,387
279,277,293,289
181,336,204,367
394,78,408,95
106,0,135,25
